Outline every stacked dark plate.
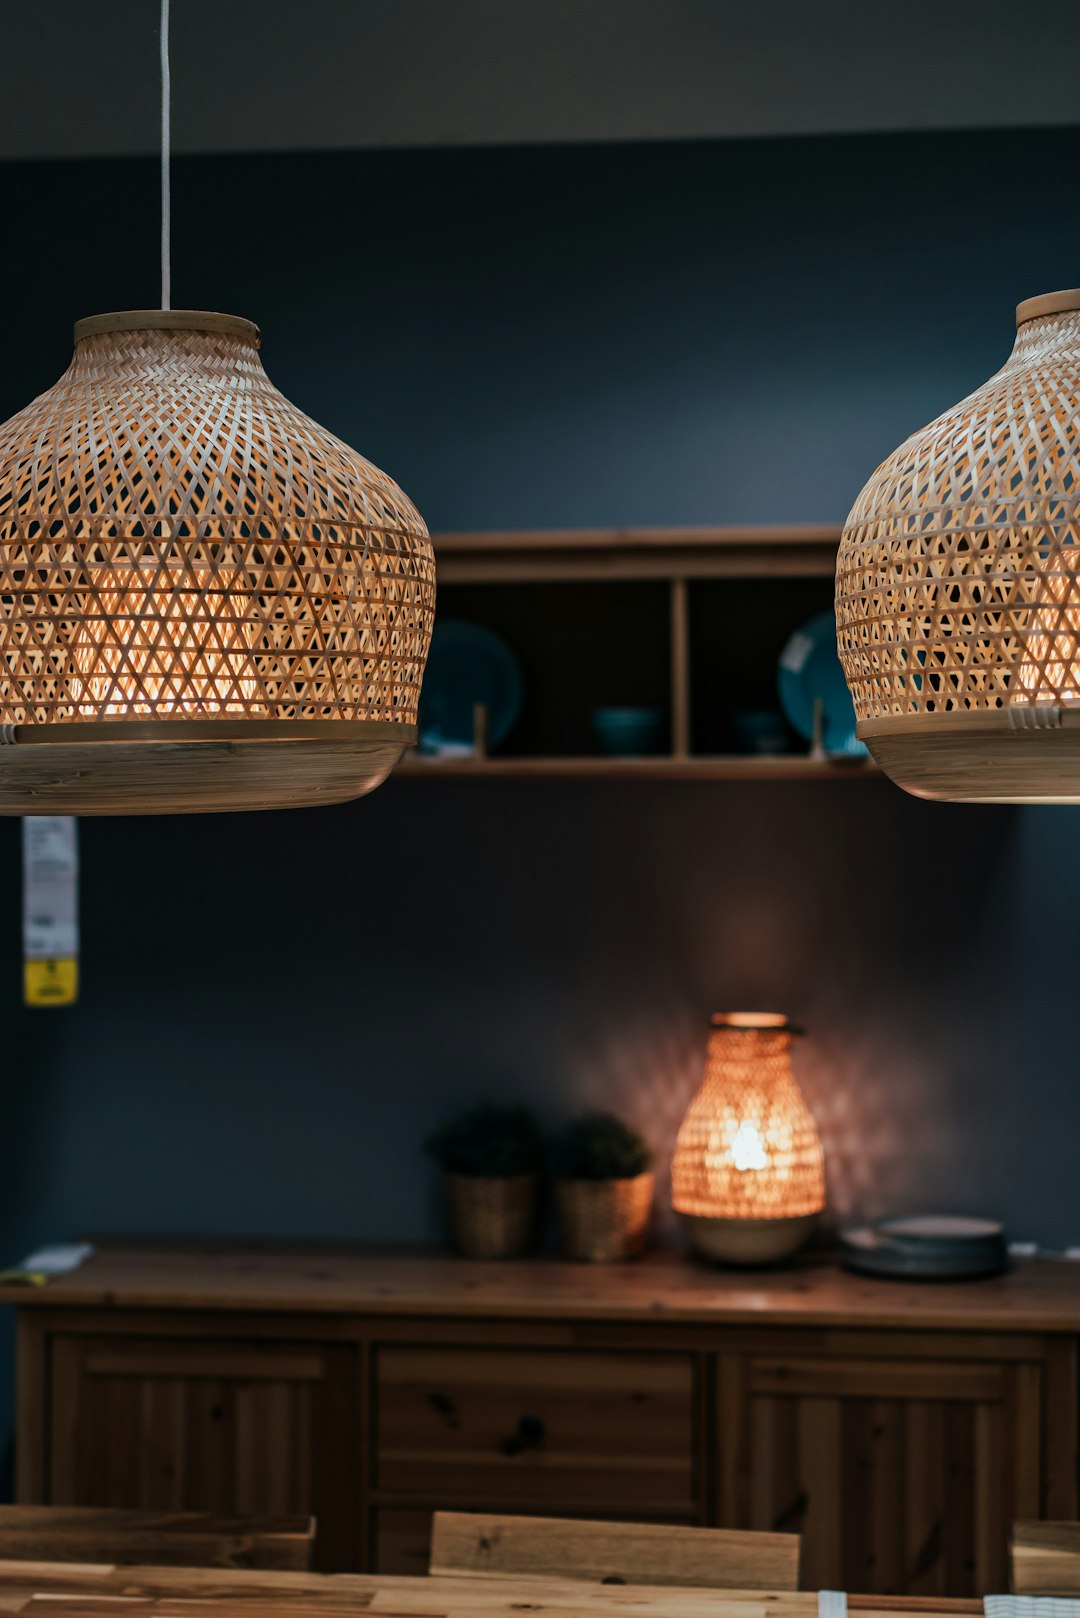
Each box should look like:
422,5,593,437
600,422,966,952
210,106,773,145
840,1215,1007,1279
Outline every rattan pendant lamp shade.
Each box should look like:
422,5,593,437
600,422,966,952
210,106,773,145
0,0,434,815
0,311,434,814
836,289,1080,802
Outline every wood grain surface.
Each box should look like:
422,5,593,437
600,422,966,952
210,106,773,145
7,1245,1077,1594
430,1511,800,1588
0,1507,313,1571
0,1561,985,1618
4,1243,1079,1332
1011,1520,1080,1594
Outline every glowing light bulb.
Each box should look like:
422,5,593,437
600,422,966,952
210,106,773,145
731,1119,767,1172
1013,565,1080,704
71,570,259,717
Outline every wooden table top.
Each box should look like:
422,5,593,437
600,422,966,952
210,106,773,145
2,1240,1079,1333
0,1561,986,1617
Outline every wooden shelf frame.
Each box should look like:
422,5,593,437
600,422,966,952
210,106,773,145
431,526,841,585
396,756,877,781
411,526,854,779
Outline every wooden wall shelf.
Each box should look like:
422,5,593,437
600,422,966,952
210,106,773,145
431,525,841,584
407,526,854,776
397,755,878,781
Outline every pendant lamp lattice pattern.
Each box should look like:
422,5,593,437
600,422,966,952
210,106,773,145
0,314,434,727
836,303,1080,721
671,1015,825,1221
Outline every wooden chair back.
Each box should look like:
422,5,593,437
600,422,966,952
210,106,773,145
0,1506,315,1571
1012,1521,1080,1594
430,1511,801,1590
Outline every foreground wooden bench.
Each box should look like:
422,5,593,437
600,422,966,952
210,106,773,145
0,1505,315,1570
1012,1521,1080,1594
430,1510,801,1590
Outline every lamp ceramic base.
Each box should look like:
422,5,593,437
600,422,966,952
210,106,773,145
678,1211,819,1266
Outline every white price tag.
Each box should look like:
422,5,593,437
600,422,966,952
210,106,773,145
22,817,79,1006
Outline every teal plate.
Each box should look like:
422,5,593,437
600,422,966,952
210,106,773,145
840,1225,1006,1280
777,610,867,756
418,620,524,752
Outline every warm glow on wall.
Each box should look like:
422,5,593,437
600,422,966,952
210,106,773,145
672,1013,825,1264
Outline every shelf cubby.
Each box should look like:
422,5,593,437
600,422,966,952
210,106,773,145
397,526,879,783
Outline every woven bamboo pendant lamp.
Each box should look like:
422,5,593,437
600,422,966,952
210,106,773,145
836,289,1080,802
0,1,434,815
671,1014,825,1265
0,311,434,814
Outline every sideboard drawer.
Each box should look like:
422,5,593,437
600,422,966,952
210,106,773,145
375,1347,696,1511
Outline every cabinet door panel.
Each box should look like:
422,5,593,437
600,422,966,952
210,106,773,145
721,1353,1041,1597
47,1335,356,1570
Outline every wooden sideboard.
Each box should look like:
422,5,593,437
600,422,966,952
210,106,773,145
3,1244,1078,1594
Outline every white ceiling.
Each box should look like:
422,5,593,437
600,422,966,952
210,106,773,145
2,0,1077,162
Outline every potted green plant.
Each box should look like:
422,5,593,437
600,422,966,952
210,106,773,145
426,1104,543,1259
551,1111,655,1262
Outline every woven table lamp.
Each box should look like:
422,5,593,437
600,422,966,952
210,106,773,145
837,288,1080,802
672,1014,825,1265
0,310,435,814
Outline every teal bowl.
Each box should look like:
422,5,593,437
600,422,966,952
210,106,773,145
592,706,664,757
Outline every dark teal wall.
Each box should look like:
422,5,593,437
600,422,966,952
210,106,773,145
0,130,1077,1470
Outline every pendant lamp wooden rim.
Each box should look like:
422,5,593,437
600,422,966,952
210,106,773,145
857,712,1080,804
1,719,418,747
860,710,1080,738
0,733,409,817
1016,288,1080,327
73,309,261,343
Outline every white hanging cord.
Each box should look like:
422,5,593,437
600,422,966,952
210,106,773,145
160,0,171,310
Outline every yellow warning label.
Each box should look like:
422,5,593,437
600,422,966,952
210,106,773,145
24,958,78,1007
